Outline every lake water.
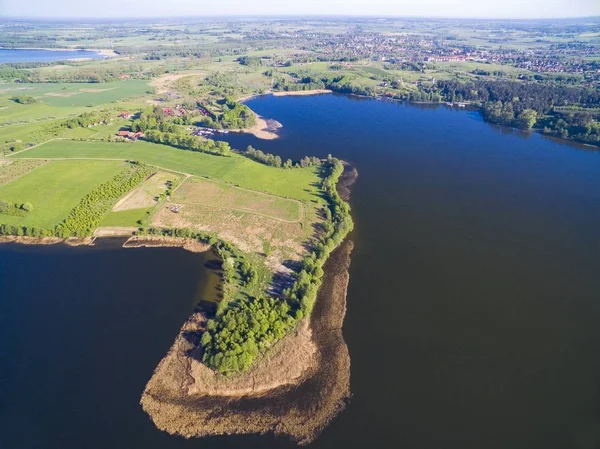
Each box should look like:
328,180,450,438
0,48,104,64
2,95,600,449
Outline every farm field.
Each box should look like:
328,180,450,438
153,200,308,269
0,80,150,126
0,159,124,228
12,140,323,202
153,174,320,275
172,176,303,222
0,80,150,107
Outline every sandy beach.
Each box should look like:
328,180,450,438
231,113,282,140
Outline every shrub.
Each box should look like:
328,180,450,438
0,199,30,217
10,95,37,104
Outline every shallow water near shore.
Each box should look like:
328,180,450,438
3,95,600,449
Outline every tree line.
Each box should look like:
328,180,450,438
144,129,231,157
273,72,376,97
245,145,321,169
130,106,232,156
426,79,600,144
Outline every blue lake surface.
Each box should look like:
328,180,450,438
2,94,600,449
0,48,104,63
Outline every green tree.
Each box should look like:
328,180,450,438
518,109,537,130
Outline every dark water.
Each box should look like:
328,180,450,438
2,95,600,449
0,239,219,449
0,48,104,63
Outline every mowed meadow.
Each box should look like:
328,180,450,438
0,79,151,129
0,159,124,228
172,177,303,222
13,139,323,201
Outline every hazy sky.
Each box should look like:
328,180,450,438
1,0,599,19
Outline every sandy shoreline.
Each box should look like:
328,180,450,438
272,89,332,97
236,93,266,103
123,235,211,253
140,165,358,444
0,235,94,246
230,113,282,140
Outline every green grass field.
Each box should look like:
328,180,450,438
0,80,150,108
0,159,124,228
100,207,153,227
12,140,323,202
0,80,150,127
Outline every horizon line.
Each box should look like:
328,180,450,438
1,13,600,21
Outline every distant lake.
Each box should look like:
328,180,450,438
0,48,104,64
3,95,600,449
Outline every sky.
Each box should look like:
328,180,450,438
1,0,599,19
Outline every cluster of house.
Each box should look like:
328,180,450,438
117,130,144,141
162,106,187,117
424,55,467,63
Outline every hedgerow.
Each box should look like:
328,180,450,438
54,162,153,237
